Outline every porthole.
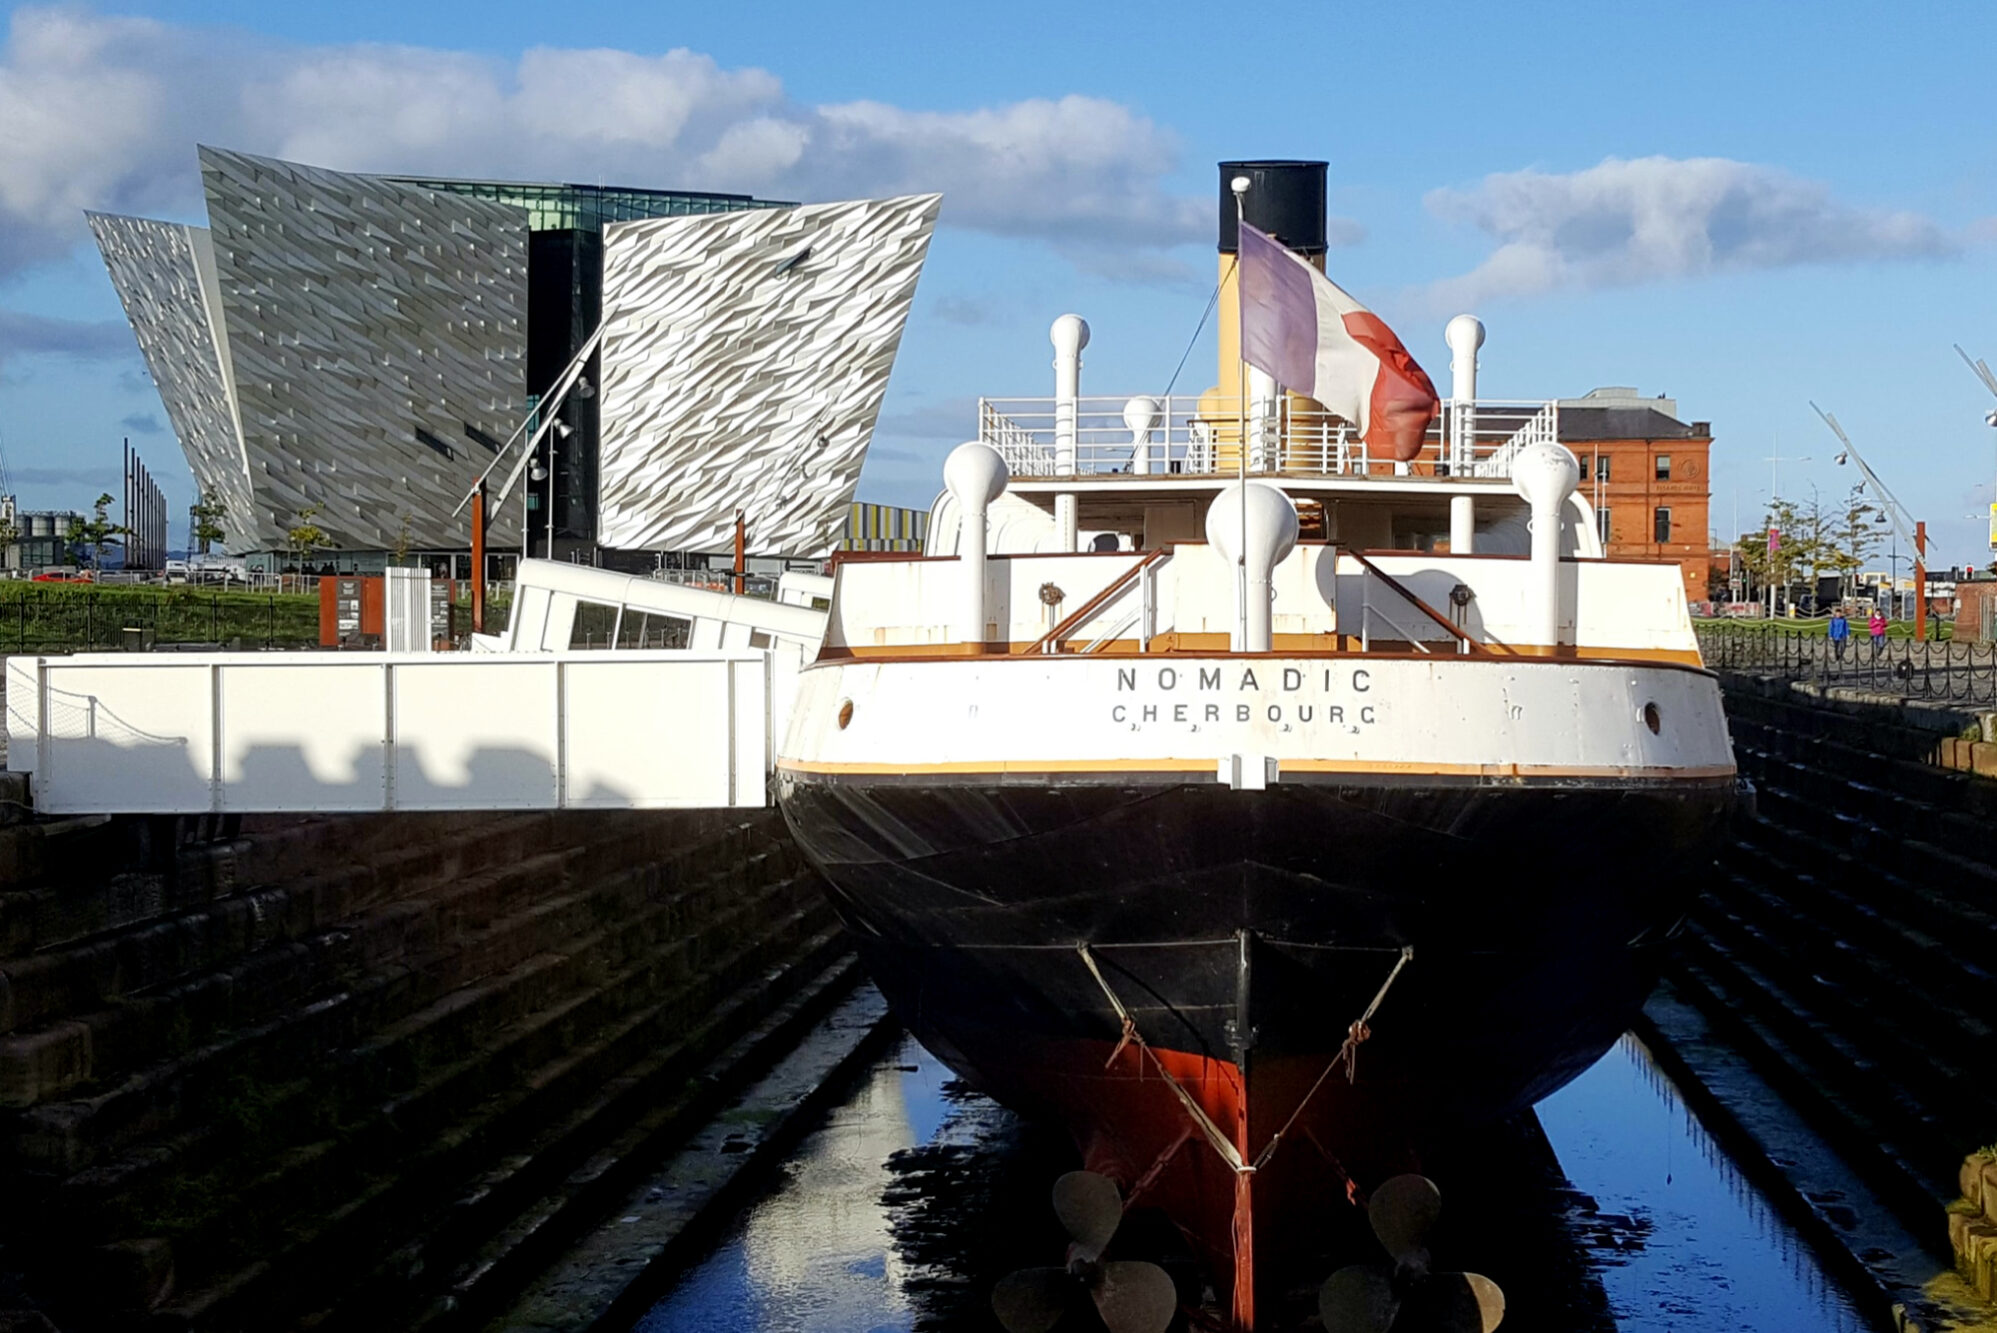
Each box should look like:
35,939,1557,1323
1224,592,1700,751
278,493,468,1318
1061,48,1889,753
837,699,854,730
1642,702,1662,735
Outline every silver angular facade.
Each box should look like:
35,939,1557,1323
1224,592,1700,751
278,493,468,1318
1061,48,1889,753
595,195,940,557
92,149,528,552
87,214,255,534
197,148,528,550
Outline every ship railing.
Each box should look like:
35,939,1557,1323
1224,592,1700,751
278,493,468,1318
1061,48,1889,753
978,396,1559,478
1459,400,1561,478
1029,547,1174,654
1346,549,1482,655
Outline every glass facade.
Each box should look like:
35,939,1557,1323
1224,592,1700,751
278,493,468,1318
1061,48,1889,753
390,178,791,232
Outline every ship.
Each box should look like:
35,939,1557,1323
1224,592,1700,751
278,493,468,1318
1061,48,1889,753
773,161,1738,1332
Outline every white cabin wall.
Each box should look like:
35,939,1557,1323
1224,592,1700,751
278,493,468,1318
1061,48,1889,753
829,547,1692,653
1333,553,1694,652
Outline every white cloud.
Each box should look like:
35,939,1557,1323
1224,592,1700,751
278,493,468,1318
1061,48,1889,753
0,6,1222,278
1423,155,1960,307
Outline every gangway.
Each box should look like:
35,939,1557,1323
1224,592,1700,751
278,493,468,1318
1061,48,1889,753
7,560,827,815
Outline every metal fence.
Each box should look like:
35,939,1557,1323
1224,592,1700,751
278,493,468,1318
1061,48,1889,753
0,588,321,654
1696,627,1997,706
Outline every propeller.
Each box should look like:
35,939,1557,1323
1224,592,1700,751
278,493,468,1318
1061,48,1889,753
1319,1173,1505,1333
991,1170,1178,1333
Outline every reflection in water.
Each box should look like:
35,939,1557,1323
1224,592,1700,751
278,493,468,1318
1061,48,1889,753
635,1049,964,1333
1536,1035,1869,1332
639,1033,1871,1331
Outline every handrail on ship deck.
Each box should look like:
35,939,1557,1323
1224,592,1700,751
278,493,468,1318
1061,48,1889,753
978,395,1558,479
1345,549,1487,654
1028,547,1173,655
1022,546,1486,658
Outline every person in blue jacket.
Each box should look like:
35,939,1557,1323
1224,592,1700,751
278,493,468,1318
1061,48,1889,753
1828,606,1850,662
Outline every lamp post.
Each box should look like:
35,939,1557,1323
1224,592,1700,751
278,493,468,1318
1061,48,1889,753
528,458,548,560
546,420,572,561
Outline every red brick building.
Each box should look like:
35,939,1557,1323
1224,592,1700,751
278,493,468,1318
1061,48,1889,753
1558,388,1715,605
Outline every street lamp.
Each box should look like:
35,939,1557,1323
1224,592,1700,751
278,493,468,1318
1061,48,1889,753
530,457,550,559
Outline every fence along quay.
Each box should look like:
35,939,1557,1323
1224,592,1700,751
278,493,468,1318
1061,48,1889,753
1698,625,1997,706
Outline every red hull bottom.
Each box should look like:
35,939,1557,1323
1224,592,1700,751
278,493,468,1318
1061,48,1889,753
930,1028,1426,1329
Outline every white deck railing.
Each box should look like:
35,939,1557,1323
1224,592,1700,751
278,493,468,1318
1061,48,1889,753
978,396,1558,479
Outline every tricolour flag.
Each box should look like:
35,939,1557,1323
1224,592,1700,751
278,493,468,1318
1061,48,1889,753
1237,222,1439,462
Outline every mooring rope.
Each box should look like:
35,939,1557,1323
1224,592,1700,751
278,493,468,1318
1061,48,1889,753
1075,943,1415,1179
1079,944,1248,1172
1251,946,1413,1172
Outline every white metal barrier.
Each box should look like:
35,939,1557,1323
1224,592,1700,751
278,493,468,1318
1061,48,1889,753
7,650,785,814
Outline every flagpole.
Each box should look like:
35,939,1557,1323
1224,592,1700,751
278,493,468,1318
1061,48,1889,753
1232,177,1250,654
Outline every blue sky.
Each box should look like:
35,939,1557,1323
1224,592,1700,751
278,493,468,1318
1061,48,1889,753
2,0,1993,564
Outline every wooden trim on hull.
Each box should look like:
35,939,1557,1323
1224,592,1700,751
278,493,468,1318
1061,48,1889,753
814,641,1711,667
777,758,1739,782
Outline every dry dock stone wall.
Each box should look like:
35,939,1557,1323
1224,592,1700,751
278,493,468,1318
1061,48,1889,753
0,805,849,1331
1687,671,1997,1314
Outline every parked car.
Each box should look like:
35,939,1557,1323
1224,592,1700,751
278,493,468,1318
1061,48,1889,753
31,571,93,583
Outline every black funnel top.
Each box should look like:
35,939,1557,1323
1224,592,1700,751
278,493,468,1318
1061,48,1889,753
1217,160,1328,254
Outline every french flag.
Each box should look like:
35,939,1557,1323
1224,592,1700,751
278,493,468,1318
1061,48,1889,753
1237,222,1439,462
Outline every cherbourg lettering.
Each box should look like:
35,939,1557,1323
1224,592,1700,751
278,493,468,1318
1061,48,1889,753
1109,664,1378,730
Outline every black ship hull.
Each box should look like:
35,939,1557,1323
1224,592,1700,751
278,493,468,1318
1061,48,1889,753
776,769,1735,1315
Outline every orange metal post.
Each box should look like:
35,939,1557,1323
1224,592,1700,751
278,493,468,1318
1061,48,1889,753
734,509,746,597
1913,520,1927,642
470,484,487,636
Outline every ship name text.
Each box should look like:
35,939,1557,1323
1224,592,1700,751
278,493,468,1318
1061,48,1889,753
1108,665,1377,731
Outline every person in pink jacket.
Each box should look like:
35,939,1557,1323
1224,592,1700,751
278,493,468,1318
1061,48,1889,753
1869,610,1888,655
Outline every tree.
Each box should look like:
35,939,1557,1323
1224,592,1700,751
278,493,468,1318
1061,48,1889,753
1732,497,1815,613
287,503,327,572
190,495,228,554
392,512,414,566
68,493,128,570
1822,483,1882,600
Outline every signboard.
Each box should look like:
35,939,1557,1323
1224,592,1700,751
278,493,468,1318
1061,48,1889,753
1987,503,1996,552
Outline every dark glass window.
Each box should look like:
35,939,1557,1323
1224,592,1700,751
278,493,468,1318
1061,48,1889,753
1654,507,1672,543
1655,454,1672,480
1597,507,1612,542
1595,454,1610,481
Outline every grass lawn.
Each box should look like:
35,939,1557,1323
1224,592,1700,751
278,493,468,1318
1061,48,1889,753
0,581,320,652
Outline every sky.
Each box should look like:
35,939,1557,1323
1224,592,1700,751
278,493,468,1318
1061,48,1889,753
1,0,1993,566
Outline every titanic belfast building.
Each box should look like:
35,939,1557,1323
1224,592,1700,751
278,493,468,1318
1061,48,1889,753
90,147,939,565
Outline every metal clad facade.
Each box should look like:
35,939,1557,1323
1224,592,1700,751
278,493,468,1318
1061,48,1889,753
595,194,940,557
198,147,529,550
88,213,257,535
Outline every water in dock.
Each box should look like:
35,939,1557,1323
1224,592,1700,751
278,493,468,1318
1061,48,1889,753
632,1031,1872,1331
